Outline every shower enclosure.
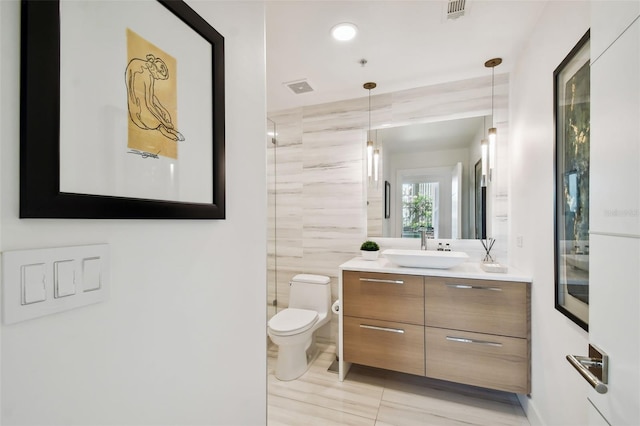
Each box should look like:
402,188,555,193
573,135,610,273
267,118,278,319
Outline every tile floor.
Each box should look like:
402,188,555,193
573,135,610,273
268,341,530,426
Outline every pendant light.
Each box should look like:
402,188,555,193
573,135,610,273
480,137,488,188
364,82,377,181
479,115,488,187
485,58,501,182
373,130,380,182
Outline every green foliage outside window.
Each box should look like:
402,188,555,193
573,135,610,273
404,194,433,231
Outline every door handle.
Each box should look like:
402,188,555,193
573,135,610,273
566,344,608,394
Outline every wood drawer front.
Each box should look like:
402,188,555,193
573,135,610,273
343,271,424,325
425,327,530,394
344,316,425,376
425,277,529,338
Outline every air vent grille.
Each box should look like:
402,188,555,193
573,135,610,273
447,0,466,19
284,80,314,94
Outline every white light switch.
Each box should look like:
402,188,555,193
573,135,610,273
83,257,102,292
2,244,109,324
21,263,46,305
54,260,76,298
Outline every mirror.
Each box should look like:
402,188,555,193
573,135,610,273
367,116,490,240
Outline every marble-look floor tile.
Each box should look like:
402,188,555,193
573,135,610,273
376,402,484,426
268,342,529,426
377,395,527,426
378,369,520,405
268,394,376,426
268,344,383,420
377,372,527,426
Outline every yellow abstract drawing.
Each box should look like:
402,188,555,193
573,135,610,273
125,29,182,159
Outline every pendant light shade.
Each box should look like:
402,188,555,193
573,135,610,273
373,148,380,182
364,82,377,181
367,140,373,178
488,127,497,181
480,138,488,187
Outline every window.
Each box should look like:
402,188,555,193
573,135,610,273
401,181,439,238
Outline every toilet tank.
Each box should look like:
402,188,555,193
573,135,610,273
289,274,331,314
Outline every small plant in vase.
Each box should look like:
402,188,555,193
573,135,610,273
360,240,380,261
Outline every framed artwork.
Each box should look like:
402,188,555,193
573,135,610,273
20,0,225,219
384,180,391,219
554,30,590,331
474,159,484,239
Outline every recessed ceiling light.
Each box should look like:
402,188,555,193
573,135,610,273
331,23,357,41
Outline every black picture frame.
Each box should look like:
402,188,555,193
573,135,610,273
474,159,484,239
20,0,225,219
553,30,590,331
384,180,391,219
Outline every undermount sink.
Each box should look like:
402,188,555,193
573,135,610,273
382,249,469,269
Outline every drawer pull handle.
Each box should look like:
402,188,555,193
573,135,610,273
360,278,404,285
360,324,405,334
446,336,503,347
447,284,502,291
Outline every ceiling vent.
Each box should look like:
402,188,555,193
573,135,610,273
284,79,314,95
446,0,466,19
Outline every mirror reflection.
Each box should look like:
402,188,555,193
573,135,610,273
367,116,490,240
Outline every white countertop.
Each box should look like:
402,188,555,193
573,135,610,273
340,256,532,283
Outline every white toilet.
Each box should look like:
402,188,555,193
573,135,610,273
267,274,331,381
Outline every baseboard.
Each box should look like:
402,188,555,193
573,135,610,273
518,394,545,426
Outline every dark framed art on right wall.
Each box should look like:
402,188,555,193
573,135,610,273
554,29,590,331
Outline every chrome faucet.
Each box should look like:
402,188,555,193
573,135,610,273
419,228,429,250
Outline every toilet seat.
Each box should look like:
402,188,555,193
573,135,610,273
292,274,331,285
268,308,318,336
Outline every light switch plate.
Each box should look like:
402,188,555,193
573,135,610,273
54,260,76,298
21,263,46,305
2,244,109,324
83,257,102,292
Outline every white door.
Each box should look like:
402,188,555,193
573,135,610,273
583,6,640,425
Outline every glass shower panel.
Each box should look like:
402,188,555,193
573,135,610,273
266,118,277,319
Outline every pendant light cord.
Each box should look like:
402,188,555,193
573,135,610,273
368,88,371,139
491,67,494,125
363,81,377,139
484,57,501,125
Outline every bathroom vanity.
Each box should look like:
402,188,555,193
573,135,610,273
338,256,532,394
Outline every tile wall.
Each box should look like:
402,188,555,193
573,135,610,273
267,74,509,342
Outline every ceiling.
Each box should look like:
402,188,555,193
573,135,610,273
265,0,548,113
378,116,485,154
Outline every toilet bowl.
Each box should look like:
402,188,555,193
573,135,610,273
267,274,331,381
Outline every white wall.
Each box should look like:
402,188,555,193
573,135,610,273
0,1,267,424
509,2,590,425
